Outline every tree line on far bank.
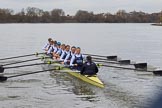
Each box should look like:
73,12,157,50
0,7,162,23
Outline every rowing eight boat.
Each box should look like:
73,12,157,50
38,54,104,88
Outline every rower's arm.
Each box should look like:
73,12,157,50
82,55,86,62
47,46,52,54
42,43,48,50
80,64,85,74
56,49,61,55
95,63,99,73
60,52,65,61
53,47,58,53
64,53,70,63
70,55,75,66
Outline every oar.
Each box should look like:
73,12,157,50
0,63,47,73
0,60,61,73
83,53,108,58
93,58,131,65
98,64,162,75
0,52,44,60
0,52,44,61
0,67,61,82
83,53,118,61
84,54,147,69
1,56,50,66
93,58,147,69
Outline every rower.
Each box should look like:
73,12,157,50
64,46,76,65
52,41,61,57
70,47,84,71
60,45,71,62
80,56,98,75
42,38,53,52
46,40,57,58
54,44,66,59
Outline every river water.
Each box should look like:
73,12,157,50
0,23,162,108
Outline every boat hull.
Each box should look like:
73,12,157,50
39,54,104,88
151,23,162,26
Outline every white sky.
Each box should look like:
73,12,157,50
0,0,162,15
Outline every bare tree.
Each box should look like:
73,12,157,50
50,9,65,22
0,7,162,23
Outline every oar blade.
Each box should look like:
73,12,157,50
0,76,8,82
134,63,147,69
0,65,4,73
107,56,117,61
153,70,162,76
118,60,131,65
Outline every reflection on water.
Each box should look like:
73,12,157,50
0,95,21,101
49,70,98,102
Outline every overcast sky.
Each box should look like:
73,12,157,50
0,0,162,15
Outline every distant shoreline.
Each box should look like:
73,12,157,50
0,22,161,24
0,7,162,23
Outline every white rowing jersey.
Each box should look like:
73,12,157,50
60,50,71,61
47,45,58,54
56,48,63,56
42,43,50,51
64,52,75,63
70,54,85,66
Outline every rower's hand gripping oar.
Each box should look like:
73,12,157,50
0,67,62,82
0,52,44,61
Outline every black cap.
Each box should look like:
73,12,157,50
86,56,92,61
